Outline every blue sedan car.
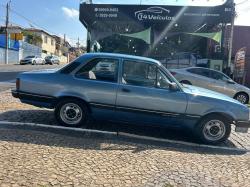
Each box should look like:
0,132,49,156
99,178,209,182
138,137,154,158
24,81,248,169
12,53,250,144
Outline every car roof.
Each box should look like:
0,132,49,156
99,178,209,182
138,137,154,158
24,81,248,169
185,67,225,74
79,52,161,66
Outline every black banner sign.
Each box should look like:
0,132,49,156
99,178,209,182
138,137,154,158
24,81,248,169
80,2,233,27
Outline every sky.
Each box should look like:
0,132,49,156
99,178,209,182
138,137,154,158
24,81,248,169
0,0,249,47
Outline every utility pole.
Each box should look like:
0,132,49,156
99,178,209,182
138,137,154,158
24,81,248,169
63,34,66,46
227,3,235,68
77,37,80,49
76,37,80,51
76,37,80,57
5,1,11,64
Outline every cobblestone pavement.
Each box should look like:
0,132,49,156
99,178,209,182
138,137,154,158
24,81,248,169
0,89,250,186
0,124,250,187
0,90,250,150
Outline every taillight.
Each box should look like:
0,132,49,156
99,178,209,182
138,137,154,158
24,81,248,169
16,78,20,90
170,71,177,76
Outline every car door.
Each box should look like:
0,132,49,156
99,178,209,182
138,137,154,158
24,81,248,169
115,59,188,127
186,68,213,90
209,70,236,96
73,57,120,120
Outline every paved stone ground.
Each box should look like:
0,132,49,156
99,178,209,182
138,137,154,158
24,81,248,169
1,89,250,186
0,90,250,150
0,126,250,187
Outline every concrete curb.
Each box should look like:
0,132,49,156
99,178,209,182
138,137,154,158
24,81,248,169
0,121,117,139
118,132,250,153
0,121,249,153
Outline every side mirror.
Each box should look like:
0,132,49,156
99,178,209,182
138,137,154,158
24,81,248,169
169,82,179,91
227,79,235,84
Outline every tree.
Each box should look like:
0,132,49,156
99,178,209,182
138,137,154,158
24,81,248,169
22,31,42,46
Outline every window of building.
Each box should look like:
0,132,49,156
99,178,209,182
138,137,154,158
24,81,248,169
122,60,170,88
75,58,119,82
44,36,48,43
51,39,54,46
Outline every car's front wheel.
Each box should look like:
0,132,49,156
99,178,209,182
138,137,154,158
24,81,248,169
234,92,249,104
194,114,231,145
55,99,89,127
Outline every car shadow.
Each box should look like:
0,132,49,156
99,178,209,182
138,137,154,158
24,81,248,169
0,109,247,155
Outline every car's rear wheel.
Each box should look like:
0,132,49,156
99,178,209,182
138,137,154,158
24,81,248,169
55,99,89,127
180,80,192,85
32,60,36,65
234,92,249,104
194,114,231,145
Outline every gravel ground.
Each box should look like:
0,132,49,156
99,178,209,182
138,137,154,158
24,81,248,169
0,89,250,186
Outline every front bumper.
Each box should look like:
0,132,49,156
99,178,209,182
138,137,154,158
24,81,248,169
235,120,250,133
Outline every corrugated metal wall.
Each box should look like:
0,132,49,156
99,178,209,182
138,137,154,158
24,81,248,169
0,41,42,64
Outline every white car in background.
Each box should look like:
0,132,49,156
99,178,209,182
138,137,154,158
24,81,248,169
170,67,250,104
20,55,45,65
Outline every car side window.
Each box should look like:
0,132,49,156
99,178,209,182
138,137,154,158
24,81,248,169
122,60,171,89
75,58,119,83
188,68,210,78
210,71,223,80
156,69,171,89
122,60,157,87
210,71,229,81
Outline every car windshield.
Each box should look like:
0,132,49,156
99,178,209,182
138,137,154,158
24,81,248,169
160,64,183,88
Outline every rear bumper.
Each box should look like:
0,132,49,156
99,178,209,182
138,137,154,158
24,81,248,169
235,120,250,133
12,90,56,109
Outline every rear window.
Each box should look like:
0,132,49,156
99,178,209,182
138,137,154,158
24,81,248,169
60,61,81,74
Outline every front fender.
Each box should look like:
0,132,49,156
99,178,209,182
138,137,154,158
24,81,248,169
186,94,249,121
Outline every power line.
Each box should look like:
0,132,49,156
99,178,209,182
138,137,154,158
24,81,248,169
8,7,86,45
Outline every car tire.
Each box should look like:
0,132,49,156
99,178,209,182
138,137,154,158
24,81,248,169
32,60,36,65
194,114,231,145
180,80,192,85
55,99,89,127
234,92,249,104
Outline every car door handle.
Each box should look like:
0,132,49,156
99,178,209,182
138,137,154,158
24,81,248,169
121,88,131,93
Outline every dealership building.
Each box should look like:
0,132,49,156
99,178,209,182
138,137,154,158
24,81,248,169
79,1,234,71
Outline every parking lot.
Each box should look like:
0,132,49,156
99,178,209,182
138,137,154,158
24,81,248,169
0,64,250,186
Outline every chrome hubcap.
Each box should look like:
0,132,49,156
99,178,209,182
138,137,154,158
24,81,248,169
203,120,226,141
60,103,82,125
236,94,247,104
